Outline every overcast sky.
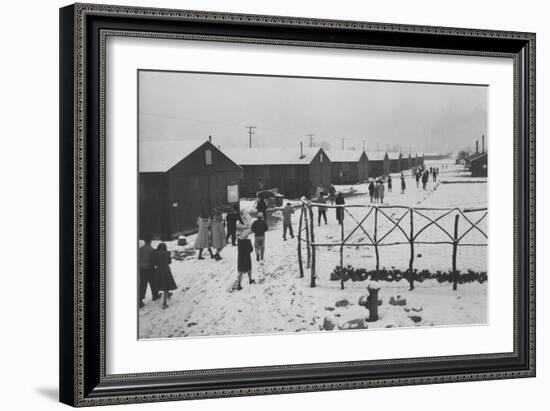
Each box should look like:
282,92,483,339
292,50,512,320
139,70,487,154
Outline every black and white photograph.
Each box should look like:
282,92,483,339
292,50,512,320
137,71,488,339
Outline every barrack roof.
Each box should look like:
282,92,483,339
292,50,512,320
139,140,209,172
223,147,324,166
325,150,365,162
365,151,387,161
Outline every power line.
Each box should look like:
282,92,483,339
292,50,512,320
245,126,256,148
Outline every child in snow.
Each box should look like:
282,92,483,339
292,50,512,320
139,233,160,308
251,213,269,261
387,175,392,192
154,242,177,309
282,202,295,240
210,213,227,260
400,172,406,194
236,230,255,290
225,206,244,246
195,212,213,260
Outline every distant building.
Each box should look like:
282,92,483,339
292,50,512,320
400,152,413,171
139,140,243,239
468,152,488,177
387,152,402,173
365,152,389,178
326,150,369,184
223,146,332,199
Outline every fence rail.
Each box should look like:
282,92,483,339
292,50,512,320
297,199,487,291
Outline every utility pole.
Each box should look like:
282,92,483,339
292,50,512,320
341,138,345,150
307,134,315,147
245,126,256,148
362,140,366,151
376,142,380,152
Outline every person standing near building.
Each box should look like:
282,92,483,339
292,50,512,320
415,169,421,189
139,233,160,308
368,180,376,203
210,213,227,260
328,184,336,205
282,202,295,240
377,180,385,204
225,206,244,246
400,172,406,194
251,213,268,261
154,242,177,310
387,175,392,192
256,194,268,224
335,192,345,224
235,230,255,290
317,194,328,225
195,212,214,260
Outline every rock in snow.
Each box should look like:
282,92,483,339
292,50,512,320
335,299,350,307
323,316,337,331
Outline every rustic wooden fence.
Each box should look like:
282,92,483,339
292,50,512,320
297,199,487,291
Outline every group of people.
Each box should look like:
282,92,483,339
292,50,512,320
414,166,439,190
139,234,177,309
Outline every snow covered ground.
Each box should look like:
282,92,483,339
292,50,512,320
139,161,487,339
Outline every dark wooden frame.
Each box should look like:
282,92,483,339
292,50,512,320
59,3,535,407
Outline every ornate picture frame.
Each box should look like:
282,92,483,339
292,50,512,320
59,3,535,407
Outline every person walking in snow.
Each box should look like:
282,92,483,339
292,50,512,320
282,202,295,240
235,230,255,290
368,180,376,203
251,213,268,261
195,212,214,260
415,170,421,189
139,233,160,308
225,206,244,246
400,172,406,194
154,242,177,309
335,192,345,224
210,213,226,260
317,194,328,225
377,180,385,203
387,175,392,192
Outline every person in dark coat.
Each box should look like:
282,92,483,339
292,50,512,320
400,172,406,194
154,242,177,309
415,170,421,189
236,230,255,290
256,195,268,223
368,180,375,203
251,213,269,261
328,184,336,204
225,206,244,246
422,169,429,190
139,233,160,308
387,175,392,192
335,192,345,224
317,194,328,225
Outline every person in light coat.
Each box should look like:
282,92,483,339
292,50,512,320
195,212,213,260
210,213,227,260
377,180,385,203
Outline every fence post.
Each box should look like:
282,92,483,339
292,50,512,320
304,206,311,269
297,206,304,278
409,208,415,291
340,209,345,267
452,213,459,290
374,207,380,272
309,206,316,288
